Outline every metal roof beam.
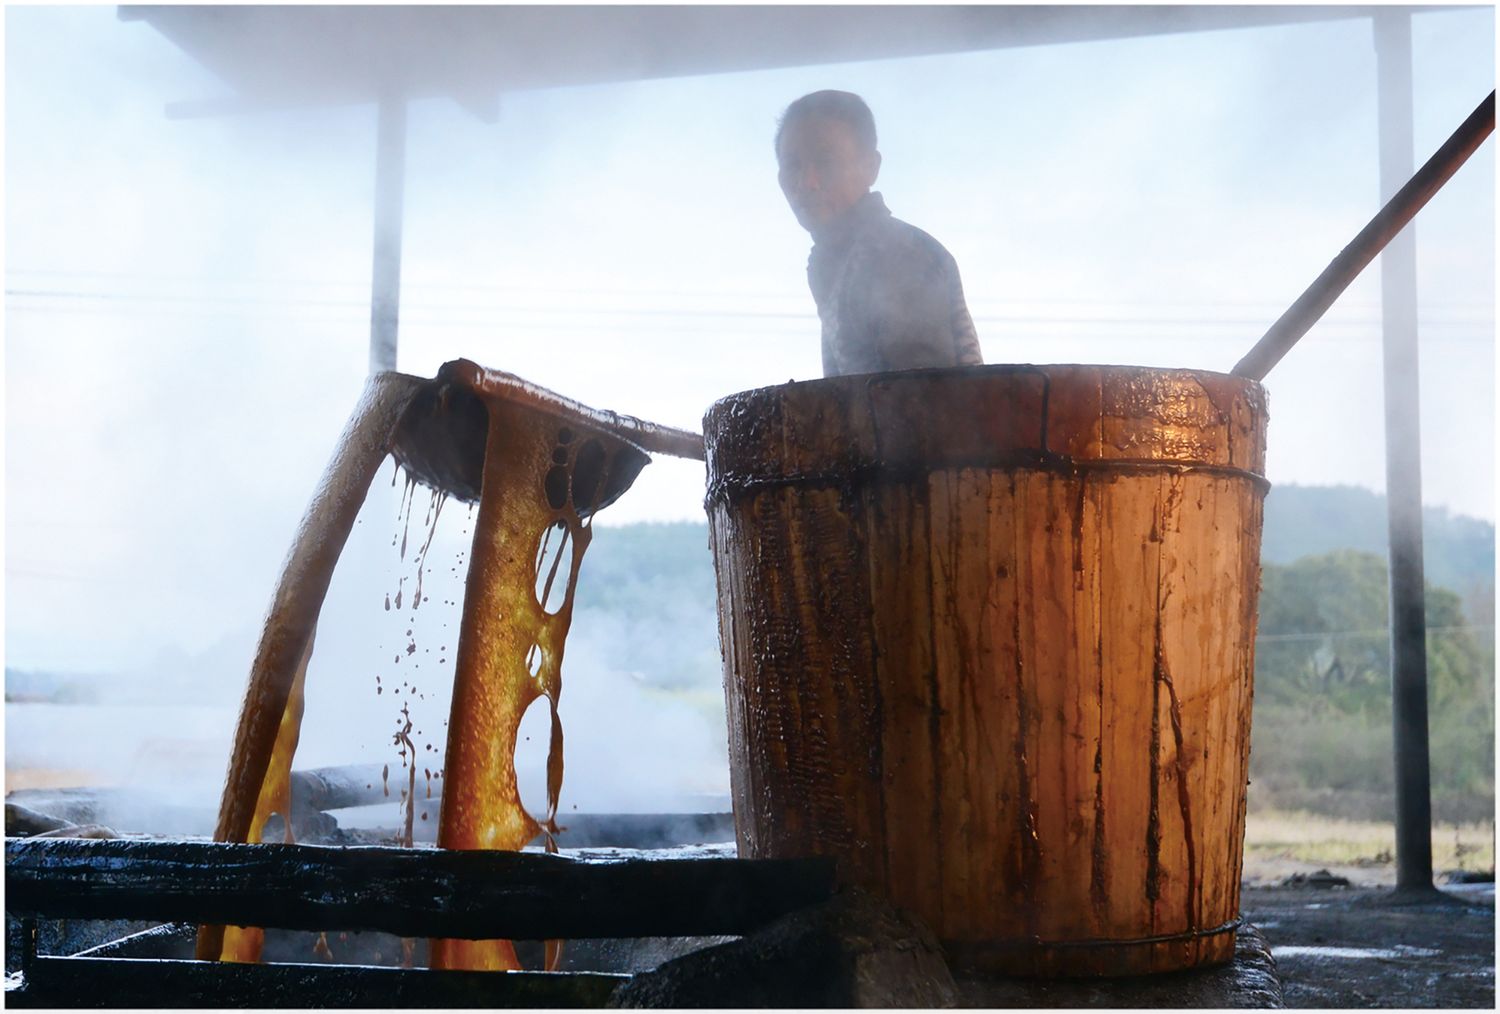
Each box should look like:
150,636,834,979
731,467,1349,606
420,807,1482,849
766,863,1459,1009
118,5,1460,123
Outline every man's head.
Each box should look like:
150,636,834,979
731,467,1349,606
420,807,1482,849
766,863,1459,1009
775,90,882,238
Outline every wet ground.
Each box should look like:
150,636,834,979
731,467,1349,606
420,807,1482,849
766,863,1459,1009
5,808,1492,1008
6,884,1492,1008
1240,879,1494,1008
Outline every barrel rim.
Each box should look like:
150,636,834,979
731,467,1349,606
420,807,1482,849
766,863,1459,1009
702,363,1270,500
704,457,1272,507
703,362,1266,419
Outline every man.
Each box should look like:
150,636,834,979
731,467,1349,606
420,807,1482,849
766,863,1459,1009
776,90,983,377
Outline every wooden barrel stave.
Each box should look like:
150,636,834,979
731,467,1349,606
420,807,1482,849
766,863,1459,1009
865,479,946,930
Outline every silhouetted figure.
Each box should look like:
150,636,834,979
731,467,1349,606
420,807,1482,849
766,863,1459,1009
776,90,982,377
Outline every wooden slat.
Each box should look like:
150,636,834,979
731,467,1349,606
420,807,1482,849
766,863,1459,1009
1198,476,1245,959
867,478,943,930
1230,484,1267,931
4,839,834,940
781,486,883,886
1024,471,1096,945
966,469,1021,944
741,487,800,853
9,956,625,1009
711,502,759,860
929,467,1003,941
1073,471,1108,943
963,469,1024,943
1096,471,1163,960
1150,472,1195,970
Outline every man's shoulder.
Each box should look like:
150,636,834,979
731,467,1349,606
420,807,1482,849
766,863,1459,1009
864,205,954,253
855,211,959,279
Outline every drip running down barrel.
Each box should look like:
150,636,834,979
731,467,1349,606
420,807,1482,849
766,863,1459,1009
196,359,703,970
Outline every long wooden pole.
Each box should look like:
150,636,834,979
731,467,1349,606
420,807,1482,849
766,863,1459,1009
1231,89,1494,381
210,374,424,849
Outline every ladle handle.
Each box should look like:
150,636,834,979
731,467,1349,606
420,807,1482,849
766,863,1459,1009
1232,89,1495,382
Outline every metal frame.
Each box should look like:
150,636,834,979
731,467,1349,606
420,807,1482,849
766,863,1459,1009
115,1,1493,899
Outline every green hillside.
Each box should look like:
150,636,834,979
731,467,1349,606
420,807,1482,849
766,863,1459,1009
11,486,1491,823
1262,484,1494,615
1252,549,1493,822
577,485,1494,822
584,484,1496,622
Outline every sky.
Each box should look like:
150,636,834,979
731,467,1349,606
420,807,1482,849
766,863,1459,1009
3,4,1495,800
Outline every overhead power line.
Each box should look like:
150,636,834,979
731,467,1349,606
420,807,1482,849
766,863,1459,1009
7,289,1494,342
1256,625,1493,642
6,267,1495,314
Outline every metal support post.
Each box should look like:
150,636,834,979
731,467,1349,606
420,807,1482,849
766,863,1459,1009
369,94,407,375
1373,10,1433,893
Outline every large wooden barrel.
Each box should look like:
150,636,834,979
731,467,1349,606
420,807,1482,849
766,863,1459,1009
703,364,1268,977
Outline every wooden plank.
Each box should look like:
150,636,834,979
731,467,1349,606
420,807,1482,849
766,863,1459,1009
1198,476,1250,956
709,501,757,860
4,839,834,940
867,478,943,931
1096,471,1163,957
1232,488,1266,901
1023,471,1097,944
1073,470,1108,944
961,468,1023,944
9,956,625,1009
1150,472,1195,970
740,486,803,854
928,467,998,941
964,468,1020,944
779,485,884,887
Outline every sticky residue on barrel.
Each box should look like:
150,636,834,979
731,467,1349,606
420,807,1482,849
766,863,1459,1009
1146,614,1165,908
1012,580,1043,942
1160,664,1199,934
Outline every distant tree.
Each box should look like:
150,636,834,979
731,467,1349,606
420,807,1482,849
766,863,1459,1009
1256,550,1391,713
572,509,1495,820
1252,549,1494,816
1261,484,1495,621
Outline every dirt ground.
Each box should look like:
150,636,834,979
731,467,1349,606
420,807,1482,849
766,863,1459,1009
1239,877,1494,1008
1235,811,1496,1007
5,787,1491,1007
5,872,1491,1008
1241,812,1493,882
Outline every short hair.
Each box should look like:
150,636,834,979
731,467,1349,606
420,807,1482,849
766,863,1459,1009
775,90,878,155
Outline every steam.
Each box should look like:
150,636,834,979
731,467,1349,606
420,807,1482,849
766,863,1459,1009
5,6,1493,827
291,464,728,835
531,613,729,814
